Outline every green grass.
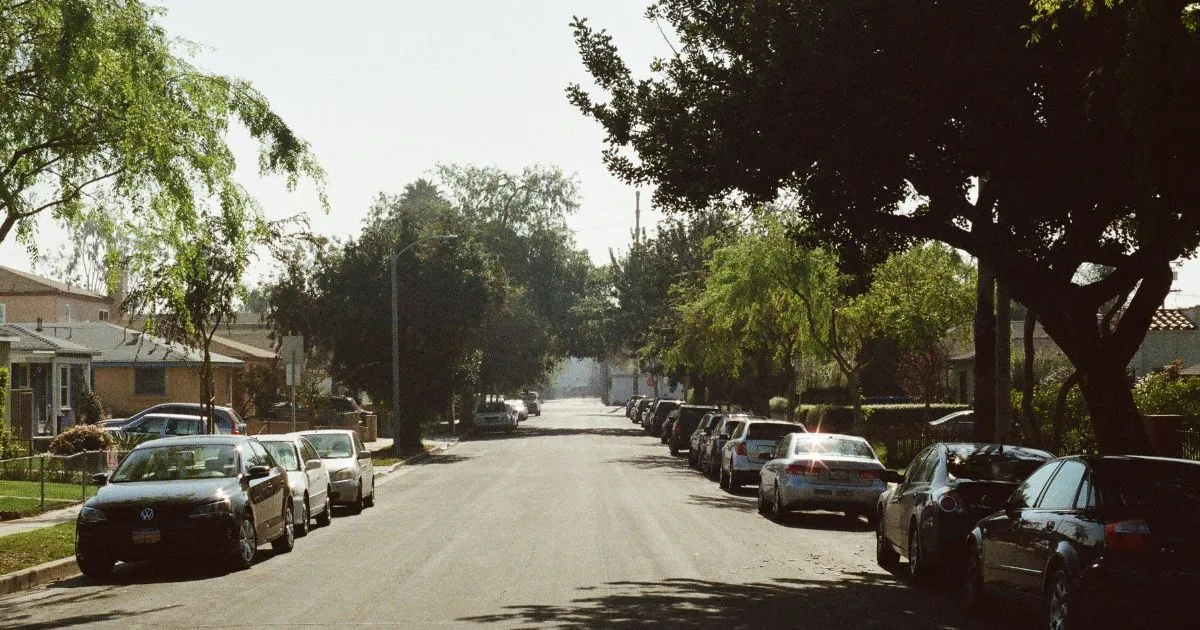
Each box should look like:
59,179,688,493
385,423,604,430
0,479,95,502
0,522,76,575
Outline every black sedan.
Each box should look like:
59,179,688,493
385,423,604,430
75,435,294,580
875,442,1052,582
965,455,1200,629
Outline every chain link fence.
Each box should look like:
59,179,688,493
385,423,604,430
0,449,131,519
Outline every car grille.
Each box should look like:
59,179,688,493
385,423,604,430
103,505,193,524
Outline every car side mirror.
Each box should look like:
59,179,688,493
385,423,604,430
1005,495,1023,520
305,459,323,471
357,450,372,460
247,465,271,479
92,472,108,486
880,470,903,485
719,432,731,439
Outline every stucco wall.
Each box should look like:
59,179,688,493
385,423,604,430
94,365,237,417
0,295,114,323
1129,331,1200,377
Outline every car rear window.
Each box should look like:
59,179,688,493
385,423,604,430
261,441,300,471
747,423,801,440
1094,458,1200,510
945,445,1053,482
478,402,507,413
795,436,876,459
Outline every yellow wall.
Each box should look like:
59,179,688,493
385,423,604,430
94,365,237,417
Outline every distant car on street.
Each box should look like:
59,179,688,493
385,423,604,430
702,414,758,479
110,403,247,435
644,399,683,436
688,413,724,468
297,429,375,515
668,404,719,455
521,391,542,416
720,419,806,492
509,399,529,422
633,398,655,425
258,434,332,535
758,433,886,523
112,413,210,440
474,400,518,433
625,395,646,419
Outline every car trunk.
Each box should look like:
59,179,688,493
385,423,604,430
791,455,882,486
1099,459,1200,570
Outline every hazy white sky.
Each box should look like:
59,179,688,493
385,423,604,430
2,0,1199,306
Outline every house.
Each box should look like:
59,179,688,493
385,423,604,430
0,265,118,324
948,320,1057,404
3,323,99,437
28,321,243,419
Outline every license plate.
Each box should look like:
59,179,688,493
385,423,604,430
836,490,855,497
132,528,161,544
830,470,848,481
814,489,833,496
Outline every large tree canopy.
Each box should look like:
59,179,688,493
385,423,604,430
0,0,325,249
570,0,1200,453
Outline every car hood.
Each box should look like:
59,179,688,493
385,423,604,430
90,478,240,509
322,458,357,472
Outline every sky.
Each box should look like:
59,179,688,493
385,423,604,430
2,0,1199,307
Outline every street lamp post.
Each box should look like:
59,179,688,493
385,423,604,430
391,234,457,450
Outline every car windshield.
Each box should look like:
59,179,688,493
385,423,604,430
945,445,1052,482
522,392,538,401
261,441,300,471
112,444,237,482
306,434,354,459
1095,459,1200,511
795,436,876,459
747,423,801,440
721,421,744,436
478,402,507,413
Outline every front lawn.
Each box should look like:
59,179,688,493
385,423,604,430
0,522,76,575
0,479,95,503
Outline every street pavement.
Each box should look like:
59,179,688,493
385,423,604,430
0,398,1034,629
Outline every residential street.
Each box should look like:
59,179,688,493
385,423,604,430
0,399,1033,629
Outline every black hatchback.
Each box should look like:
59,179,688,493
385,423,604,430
965,455,1200,629
75,435,295,579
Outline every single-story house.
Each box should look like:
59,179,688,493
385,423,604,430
3,323,99,437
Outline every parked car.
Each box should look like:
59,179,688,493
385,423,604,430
644,399,683,436
111,403,247,434
521,391,542,416
297,429,375,515
720,419,806,491
668,404,720,455
75,434,294,579
688,413,723,468
257,434,332,535
100,418,130,431
660,409,679,444
112,413,210,440
474,400,518,433
875,442,1053,583
925,410,974,439
509,399,529,422
634,398,655,425
625,395,647,419
702,414,757,479
758,433,886,522
964,455,1200,628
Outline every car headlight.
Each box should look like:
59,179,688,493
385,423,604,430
189,498,232,518
78,507,106,523
330,468,355,482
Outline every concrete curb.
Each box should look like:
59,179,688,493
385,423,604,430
373,439,457,480
0,557,79,597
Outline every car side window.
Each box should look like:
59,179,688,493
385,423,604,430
299,438,319,463
1010,461,1061,509
1074,475,1096,510
245,441,271,469
352,433,365,454
905,448,935,485
732,423,748,439
1038,460,1086,510
774,438,790,459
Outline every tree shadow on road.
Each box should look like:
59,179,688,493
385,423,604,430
0,582,179,629
604,453,704,479
455,573,1034,629
467,426,645,441
414,453,474,466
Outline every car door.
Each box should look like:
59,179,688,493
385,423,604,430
299,438,329,507
1010,459,1086,595
352,432,371,484
761,435,790,492
981,460,1061,595
887,447,936,550
242,441,284,538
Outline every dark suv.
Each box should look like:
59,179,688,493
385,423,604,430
668,404,720,455
643,399,682,436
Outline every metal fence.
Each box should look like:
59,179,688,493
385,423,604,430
1182,429,1200,461
0,449,131,518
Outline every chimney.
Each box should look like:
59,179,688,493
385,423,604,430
36,317,43,331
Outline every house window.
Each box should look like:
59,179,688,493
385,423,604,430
98,309,109,322
64,303,72,322
11,363,28,389
133,368,167,396
0,302,6,324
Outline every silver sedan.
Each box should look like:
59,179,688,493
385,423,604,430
758,433,886,524
258,434,333,535
297,429,375,515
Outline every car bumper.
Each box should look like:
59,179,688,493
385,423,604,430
1075,559,1200,627
77,515,239,563
778,476,884,512
730,455,766,484
328,477,361,504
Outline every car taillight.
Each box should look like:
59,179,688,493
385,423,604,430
937,491,962,513
858,470,881,481
674,423,682,436
786,463,823,478
1106,519,1152,553
736,442,747,456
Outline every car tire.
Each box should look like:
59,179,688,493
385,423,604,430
350,485,364,515
876,518,900,571
296,497,310,537
316,489,332,526
757,485,768,515
230,514,257,570
727,462,742,493
271,501,295,553
963,542,986,615
363,479,375,508
77,552,114,581
770,483,786,521
669,443,679,456
718,466,729,490
1047,567,1081,630
688,450,696,468
909,523,932,585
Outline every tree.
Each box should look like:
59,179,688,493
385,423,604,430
1,0,325,250
570,1,1200,453
33,214,126,295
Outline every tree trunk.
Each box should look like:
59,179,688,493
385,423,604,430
973,260,997,442
1021,313,1042,448
1051,371,1080,452
848,368,863,434
396,403,423,453
995,282,1012,442
1078,361,1150,455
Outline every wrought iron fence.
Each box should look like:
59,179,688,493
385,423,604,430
1181,429,1200,462
0,449,131,518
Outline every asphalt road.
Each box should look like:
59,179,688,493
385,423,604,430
0,399,1035,629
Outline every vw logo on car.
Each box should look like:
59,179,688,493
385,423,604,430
139,508,154,521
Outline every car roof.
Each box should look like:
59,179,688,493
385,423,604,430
135,435,248,448
938,443,1055,459
795,432,868,441
135,413,207,420
256,433,302,442
295,429,357,436
928,410,974,424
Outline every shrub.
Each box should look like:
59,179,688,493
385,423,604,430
48,424,113,456
768,396,791,416
862,404,971,431
76,389,108,425
1133,360,1200,419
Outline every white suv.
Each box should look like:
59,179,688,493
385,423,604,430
720,419,806,492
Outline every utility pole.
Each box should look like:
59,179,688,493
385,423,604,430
634,190,641,244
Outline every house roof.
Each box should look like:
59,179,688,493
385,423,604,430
1147,308,1197,331
209,333,277,360
1181,363,1200,377
15,321,242,367
2,323,99,355
0,265,110,300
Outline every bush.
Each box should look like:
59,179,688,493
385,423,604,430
799,387,850,405
48,425,113,456
76,389,108,425
768,396,791,416
862,404,971,431
794,405,854,433
1133,360,1200,419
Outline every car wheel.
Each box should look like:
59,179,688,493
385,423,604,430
76,552,114,581
757,485,768,515
909,523,932,585
770,484,786,521
1047,568,1079,630
688,451,696,468
230,514,257,570
363,479,375,508
718,466,729,490
296,496,310,537
271,501,295,553
963,542,986,615
315,489,332,526
350,485,364,515
727,463,742,493
876,517,899,571
669,443,679,456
